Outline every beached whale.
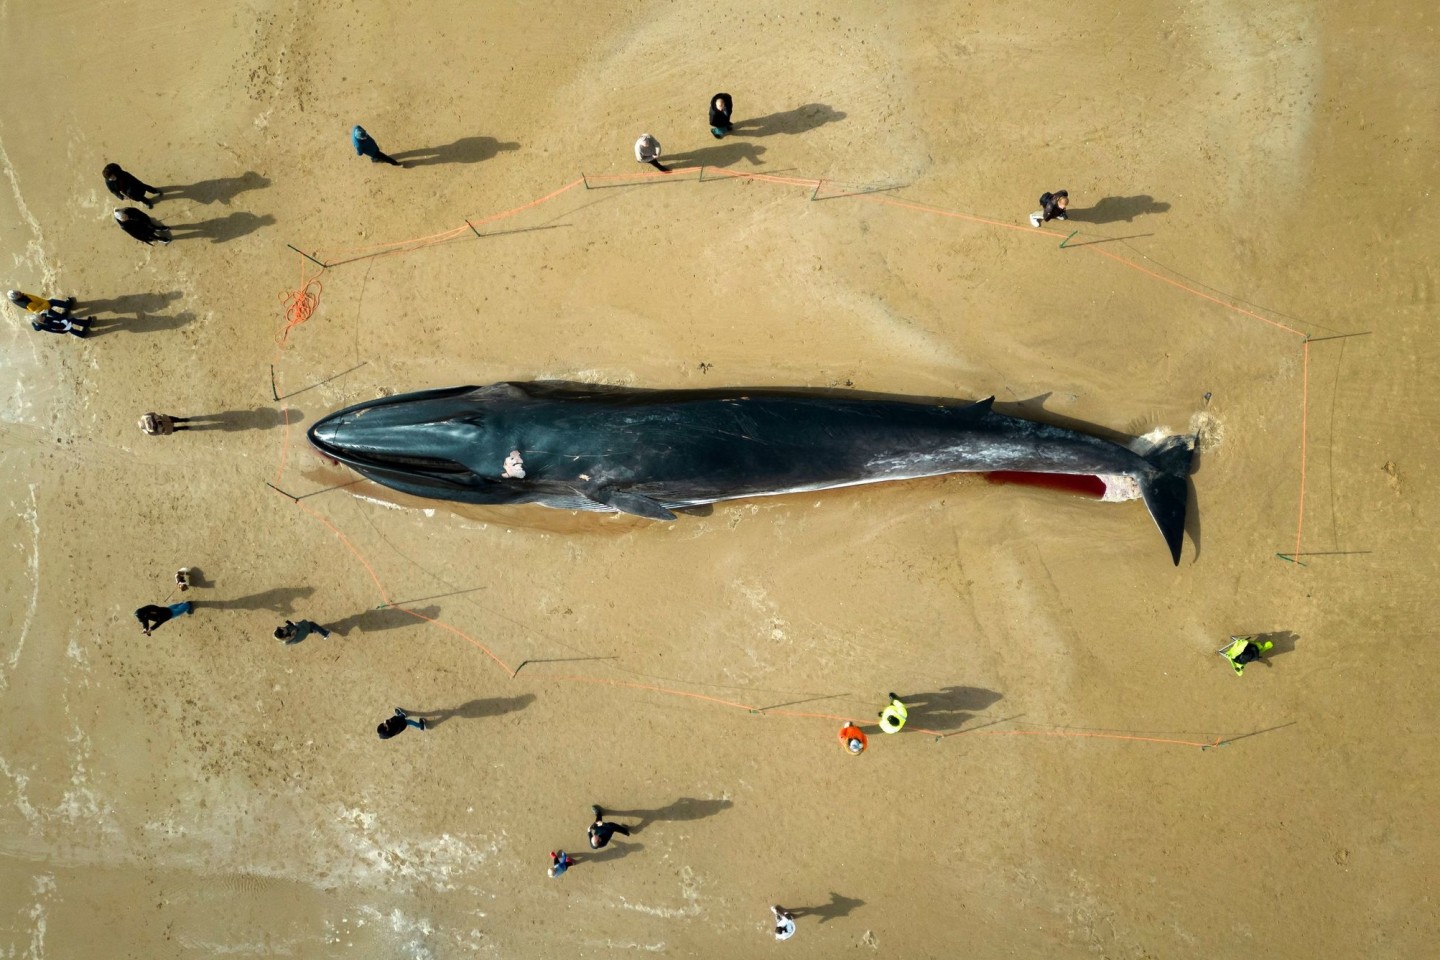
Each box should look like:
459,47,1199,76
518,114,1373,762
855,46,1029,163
307,382,1196,563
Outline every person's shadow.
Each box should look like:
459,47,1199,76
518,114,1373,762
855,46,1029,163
170,407,299,431
87,311,194,338
790,893,864,923
663,142,767,169
327,604,442,636
878,686,1003,734
1250,630,1299,661
201,585,314,613
398,694,535,727
603,797,733,833
1065,195,1170,224
160,172,270,205
733,103,846,137
391,137,520,167
166,211,275,244
76,291,182,317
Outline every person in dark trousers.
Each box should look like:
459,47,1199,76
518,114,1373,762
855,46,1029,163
8,290,76,318
30,311,91,337
352,125,403,166
275,619,331,643
377,707,427,739
587,805,633,849
634,134,670,172
102,163,162,208
1029,189,1069,227
114,207,171,245
135,602,194,636
548,850,575,878
709,93,734,139
138,413,196,436
1218,636,1274,676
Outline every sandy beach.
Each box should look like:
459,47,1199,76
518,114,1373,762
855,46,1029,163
2,1,1438,957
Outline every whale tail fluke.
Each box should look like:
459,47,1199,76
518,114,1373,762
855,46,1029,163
1139,435,1196,565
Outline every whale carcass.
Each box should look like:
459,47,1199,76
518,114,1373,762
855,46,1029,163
308,382,1196,564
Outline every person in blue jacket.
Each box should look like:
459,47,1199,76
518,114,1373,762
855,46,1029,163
352,125,403,167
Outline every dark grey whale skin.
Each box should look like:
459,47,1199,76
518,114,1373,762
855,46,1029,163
307,381,1196,564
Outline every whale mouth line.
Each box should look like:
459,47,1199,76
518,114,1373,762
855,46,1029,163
309,428,472,476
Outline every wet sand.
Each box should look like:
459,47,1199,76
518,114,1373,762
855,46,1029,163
2,1,1438,957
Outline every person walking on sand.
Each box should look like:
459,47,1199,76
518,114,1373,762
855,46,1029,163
135,601,193,636
138,412,198,436
8,289,76,318
102,163,162,208
352,125,403,167
30,310,92,338
839,721,868,755
878,692,908,734
548,850,576,878
1218,636,1273,676
1028,189,1069,227
709,93,734,139
587,805,633,849
114,207,171,245
275,618,331,644
634,134,670,172
771,905,797,941
377,707,427,739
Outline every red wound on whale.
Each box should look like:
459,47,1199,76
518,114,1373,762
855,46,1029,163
984,472,1106,498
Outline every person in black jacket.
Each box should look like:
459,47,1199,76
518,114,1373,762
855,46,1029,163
114,207,171,245
587,805,633,849
709,93,734,139
1029,189,1069,227
103,163,162,208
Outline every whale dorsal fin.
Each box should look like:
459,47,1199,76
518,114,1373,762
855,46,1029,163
572,483,678,521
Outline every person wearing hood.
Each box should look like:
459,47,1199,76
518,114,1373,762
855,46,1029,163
114,207,171,245
102,163,162,208
351,125,403,166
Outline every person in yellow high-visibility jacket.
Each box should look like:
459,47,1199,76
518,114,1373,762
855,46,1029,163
878,693,908,733
1218,636,1273,675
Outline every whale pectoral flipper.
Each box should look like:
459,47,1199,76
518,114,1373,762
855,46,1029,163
1138,435,1196,566
573,484,678,521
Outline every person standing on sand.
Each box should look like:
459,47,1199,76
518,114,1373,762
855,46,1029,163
878,692,908,734
1218,636,1273,676
709,93,734,139
1029,189,1069,227
275,619,331,644
839,721,867,755
114,207,171,245
771,905,797,941
352,125,403,167
634,134,670,172
587,805,633,849
377,708,427,739
548,850,575,878
138,413,198,435
135,601,193,636
102,163,162,208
